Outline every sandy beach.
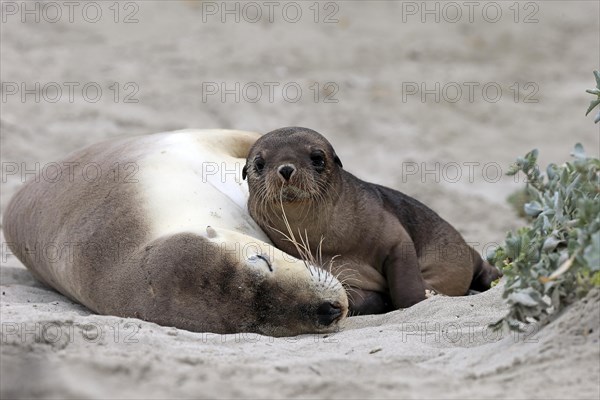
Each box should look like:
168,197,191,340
1,1,599,398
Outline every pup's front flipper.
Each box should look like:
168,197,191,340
384,242,427,309
346,289,391,315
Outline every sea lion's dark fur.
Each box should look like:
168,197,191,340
244,127,502,314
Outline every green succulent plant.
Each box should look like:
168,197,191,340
490,71,600,331
585,70,600,123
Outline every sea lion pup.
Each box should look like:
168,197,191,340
243,127,502,315
3,129,348,337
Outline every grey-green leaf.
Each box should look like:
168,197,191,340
524,201,543,217
572,143,585,159
509,291,540,307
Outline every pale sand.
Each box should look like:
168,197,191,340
1,1,599,398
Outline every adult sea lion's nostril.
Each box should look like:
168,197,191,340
317,301,343,326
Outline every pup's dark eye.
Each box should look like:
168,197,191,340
254,157,265,173
310,152,326,171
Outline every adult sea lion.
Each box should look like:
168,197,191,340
3,129,348,336
243,127,502,315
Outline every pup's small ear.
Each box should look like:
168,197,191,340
242,164,248,180
334,154,343,168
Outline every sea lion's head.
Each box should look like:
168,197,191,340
199,227,348,337
242,127,343,208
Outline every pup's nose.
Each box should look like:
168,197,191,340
278,165,295,181
317,301,343,326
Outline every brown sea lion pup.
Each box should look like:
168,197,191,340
3,129,348,336
243,127,503,315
